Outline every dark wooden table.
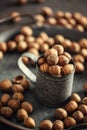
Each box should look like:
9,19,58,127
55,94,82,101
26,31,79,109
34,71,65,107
0,0,87,129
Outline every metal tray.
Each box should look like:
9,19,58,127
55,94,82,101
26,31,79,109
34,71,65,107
0,26,87,130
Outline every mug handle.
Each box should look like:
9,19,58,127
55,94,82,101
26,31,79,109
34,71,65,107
18,52,38,83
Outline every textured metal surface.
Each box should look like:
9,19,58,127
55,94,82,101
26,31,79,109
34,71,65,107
0,26,87,130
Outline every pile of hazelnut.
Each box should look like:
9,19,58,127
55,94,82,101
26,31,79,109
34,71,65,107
39,91,87,130
0,75,36,128
38,45,74,77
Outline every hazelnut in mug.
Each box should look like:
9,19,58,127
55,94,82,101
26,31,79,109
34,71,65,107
18,45,75,107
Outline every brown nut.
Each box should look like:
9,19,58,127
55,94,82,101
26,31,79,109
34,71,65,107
42,6,53,17
83,115,87,123
65,100,78,113
17,41,27,52
55,11,64,18
14,34,25,42
25,36,35,44
46,37,55,47
8,99,20,110
28,48,39,57
53,120,64,130
54,108,67,120
47,54,58,65
55,34,65,44
0,51,4,60
39,120,53,130
20,79,30,90
1,94,11,105
12,75,25,84
38,57,46,65
73,12,82,21
0,107,13,118
82,97,87,105
39,62,49,73
70,42,80,53
9,11,21,23
0,42,7,53
68,18,76,26
64,12,72,19
80,48,87,59
78,104,87,115
61,39,72,49
34,14,45,23
83,83,87,93
0,79,12,91
12,92,24,102
24,117,36,128
63,52,72,62
71,93,81,103
72,110,84,123
39,32,48,41
17,108,28,121
49,65,61,77
47,17,57,25
22,56,29,65
58,55,69,66
75,62,85,73
21,26,33,36
64,116,76,128
7,40,17,51
12,84,24,93
40,43,49,53
73,54,84,63
75,24,84,32
79,38,87,49
21,101,33,114
53,45,64,55
59,18,68,26
44,48,58,57
62,64,74,75
36,37,44,46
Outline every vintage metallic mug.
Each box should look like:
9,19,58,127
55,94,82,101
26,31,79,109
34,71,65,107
18,52,75,107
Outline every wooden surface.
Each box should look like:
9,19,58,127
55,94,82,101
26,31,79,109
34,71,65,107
0,0,87,130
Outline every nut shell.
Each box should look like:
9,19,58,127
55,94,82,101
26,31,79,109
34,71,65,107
53,120,64,130
62,64,74,75
64,116,76,128
39,120,53,130
47,54,58,65
0,79,12,91
58,55,69,66
24,117,36,128
0,107,13,118
12,92,24,102
49,65,61,77
17,108,28,121
8,99,20,110
1,94,11,105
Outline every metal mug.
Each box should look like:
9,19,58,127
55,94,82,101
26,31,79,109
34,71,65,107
18,52,75,107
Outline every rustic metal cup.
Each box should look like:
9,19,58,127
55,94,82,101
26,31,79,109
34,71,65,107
18,52,75,107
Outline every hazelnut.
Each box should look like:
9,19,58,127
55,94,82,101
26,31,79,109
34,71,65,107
9,11,21,23
83,83,87,93
1,94,11,105
73,54,84,63
0,42,7,53
38,57,46,65
28,42,40,50
55,11,64,18
47,37,55,47
61,39,72,49
12,84,24,93
8,99,20,110
80,48,87,59
79,38,87,49
53,120,64,130
71,93,81,103
0,51,4,60
75,24,84,32
65,100,78,113
64,12,72,19
70,42,80,53
17,41,27,52
12,75,25,84
62,64,74,75
39,62,49,73
68,18,76,26
63,52,72,62
28,48,39,57
20,79,30,90
78,16,87,27
40,43,49,53
82,97,87,105
14,34,25,42
21,101,33,114
59,18,68,26
22,56,29,65
49,65,61,77
53,45,64,55
54,108,67,120
0,79,12,91
25,36,35,44
21,26,33,36
36,37,44,46
39,120,53,130
34,14,45,23
47,17,57,25
72,111,84,123
75,62,85,73
83,115,87,123
47,54,58,65
12,92,24,102
24,117,36,128
64,23,73,29
73,12,82,21
0,107,13,118
55,35,64,44
44,48,58,57
78,104,87,115
42,6,53,17
7,40,17,51
64,116,76,128
39,32,48,41
0,101,3,109
58,55,69,66
17,108,28,121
